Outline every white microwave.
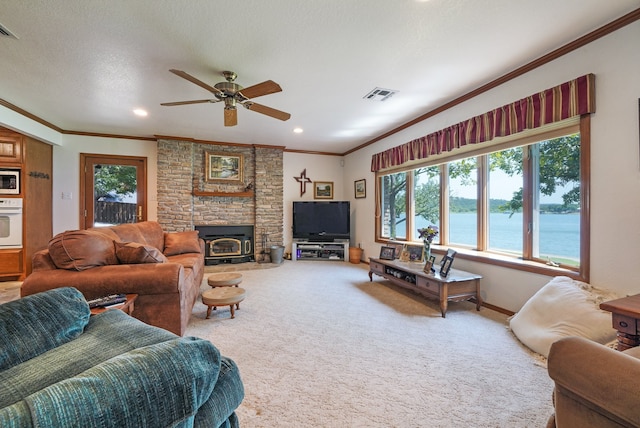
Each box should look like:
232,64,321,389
0,169,20,195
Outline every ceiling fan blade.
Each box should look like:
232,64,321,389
237,80,282,99
169,69,223,95
244,102,291,121
224,108,238,127
160,99,219,106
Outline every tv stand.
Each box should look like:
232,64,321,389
292,241,348,261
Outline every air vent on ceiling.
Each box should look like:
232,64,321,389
363,87,398,102
0,23,18,39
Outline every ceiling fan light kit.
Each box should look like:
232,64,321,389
161,69,290,127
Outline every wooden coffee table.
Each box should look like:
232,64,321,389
369,258,482,317
90,294,138,316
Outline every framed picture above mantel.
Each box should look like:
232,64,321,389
205,152,243,183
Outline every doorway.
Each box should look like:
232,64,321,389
80,154,147,229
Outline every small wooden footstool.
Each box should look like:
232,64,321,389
202,287,246,319
207,272,243,288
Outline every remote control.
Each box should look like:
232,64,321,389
87,294,127,308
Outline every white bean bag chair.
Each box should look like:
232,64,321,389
509,276,618,358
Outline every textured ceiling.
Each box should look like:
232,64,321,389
0,1,638,153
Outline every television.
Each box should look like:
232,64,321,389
292,201,350,242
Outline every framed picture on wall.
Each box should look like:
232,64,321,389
205,152,243,183
313,181,334,199
354,179,366,199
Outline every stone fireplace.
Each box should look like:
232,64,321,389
156,139,283,260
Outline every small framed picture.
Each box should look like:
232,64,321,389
424,255,436,274
379,246,396,260
386,241,404,260
354,179,366,199
440,249,457,266
313,181,334,199
440,256,454,277
406,244,424,263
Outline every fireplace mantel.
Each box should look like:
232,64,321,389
192,189,254,198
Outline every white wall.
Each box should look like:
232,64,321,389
346,21,640,311
283,152,346,253
52,135,158,233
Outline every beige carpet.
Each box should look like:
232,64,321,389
188,261,554,427
0,280,21,305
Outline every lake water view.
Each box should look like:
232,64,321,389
415,212,580,260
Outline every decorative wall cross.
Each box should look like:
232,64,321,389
294,169,312,197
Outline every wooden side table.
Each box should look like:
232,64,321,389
90,294,138,316
600,294,640,351
207,272,243,288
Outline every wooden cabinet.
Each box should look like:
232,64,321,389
0,249,23,275
0,132,22,164
23,137,52,276
0,128,52,280
368,257,482,317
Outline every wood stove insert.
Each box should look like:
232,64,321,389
195,225,254,265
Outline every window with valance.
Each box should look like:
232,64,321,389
373,75,594,281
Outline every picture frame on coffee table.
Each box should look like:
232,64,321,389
440,256,454,277
406,244,424,263
386,242,404,260
380,246,396,260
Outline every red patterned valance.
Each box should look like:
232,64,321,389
371,74,595,172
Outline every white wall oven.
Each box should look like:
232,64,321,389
0,198,22,248
0,169,20,195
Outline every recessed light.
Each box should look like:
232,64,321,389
133,109,148,117
293,127,304,134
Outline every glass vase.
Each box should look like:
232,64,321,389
423,241,433,273
423,241,431,261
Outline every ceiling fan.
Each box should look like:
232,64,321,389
161,69,291,127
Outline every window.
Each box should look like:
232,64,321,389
449,158,477,247
375,120,588,280
413,166,440,242
532,136,581,267
488,147,523,255
380,172,407,240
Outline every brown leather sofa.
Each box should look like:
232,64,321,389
547,336,640,427
21,221,204,336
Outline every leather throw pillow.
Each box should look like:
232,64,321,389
48,230,118,271
115,241,168,264
163,231,201,256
